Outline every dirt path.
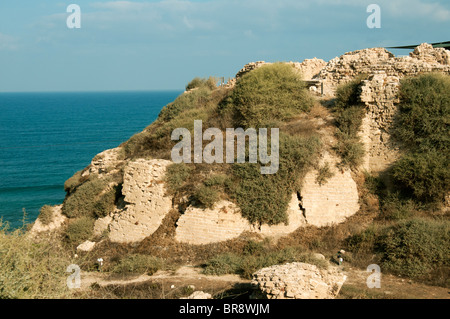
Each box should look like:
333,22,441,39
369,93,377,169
339,266,449,299
80,265,250,298
79,264,449,299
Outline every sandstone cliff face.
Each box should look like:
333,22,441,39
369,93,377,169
101,159,173,243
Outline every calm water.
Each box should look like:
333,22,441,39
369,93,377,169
0,91,182,229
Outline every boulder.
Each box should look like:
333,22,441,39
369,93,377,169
251,262,347,299
76,240,96,252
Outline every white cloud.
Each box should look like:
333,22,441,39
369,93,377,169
0,33,18,51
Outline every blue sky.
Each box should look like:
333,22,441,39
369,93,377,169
0,0,449,92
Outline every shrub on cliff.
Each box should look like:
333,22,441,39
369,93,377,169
62,174,121,219
37,205,54,225
332,77,366,168
158,86,212,122
230,134,321,225
395,73,450,152
392,73,450,203
230,63,314,128
393,149,449,203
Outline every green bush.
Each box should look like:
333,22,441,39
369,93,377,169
392,150,449,202
186,76,217,91
376,218,450,278
230,134,321,225
112,254,164,276
334,134,365,168
194,185,220,209
334,76,366,110
202,253,242,276
347,218,450,279
165,163,193,194
332,77,367,168
64,170,85,194
231,63,314,128
379,193,417,221
396,73,450,152
391,73,450,204
158,87,212,122
62,175,120,219
64,216,95,245
38,205,54,226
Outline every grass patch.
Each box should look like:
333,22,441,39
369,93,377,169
0,221,75,298
37,205,54,226
203,245,328,279
111,254,164,276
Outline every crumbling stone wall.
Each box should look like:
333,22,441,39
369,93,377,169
174,197,307,245
358,72,401,173
314,43,450,97
315,43,450,173
299,152,360,227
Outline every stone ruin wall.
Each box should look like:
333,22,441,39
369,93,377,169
315,43,450,174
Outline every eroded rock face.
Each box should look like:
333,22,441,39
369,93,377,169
251,262,347,299
175,200,250,245
108,159,173,243
82,147,125,178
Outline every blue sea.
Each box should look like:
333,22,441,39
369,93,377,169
0,91,182,229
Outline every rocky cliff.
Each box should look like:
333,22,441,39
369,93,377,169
32,43,450,248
